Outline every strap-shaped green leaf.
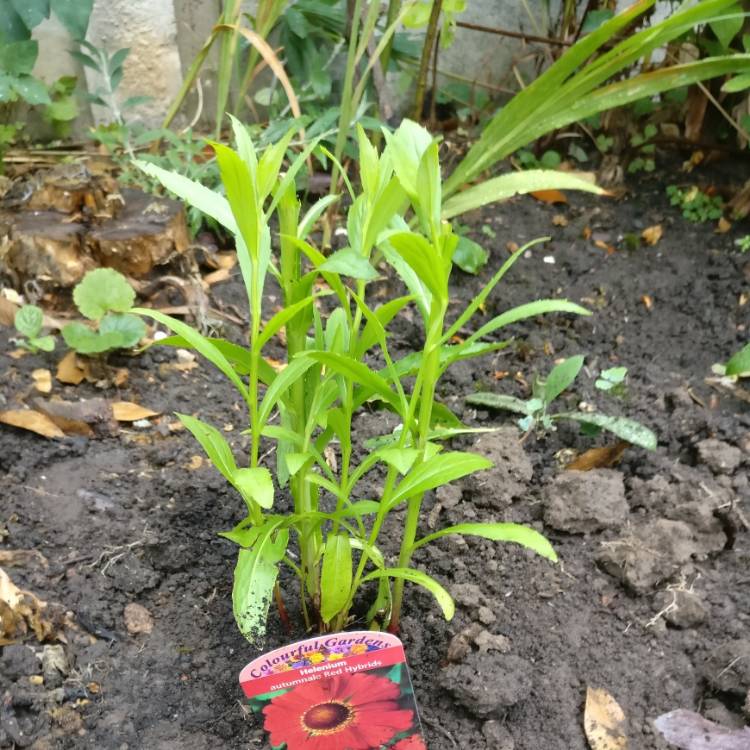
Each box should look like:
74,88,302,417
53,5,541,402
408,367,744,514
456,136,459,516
562,411,657,451
361,567,454,620
413,522,557,561
320,534,353,622
177,413,237,482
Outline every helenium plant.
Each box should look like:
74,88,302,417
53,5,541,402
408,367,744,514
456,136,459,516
134,119,592,642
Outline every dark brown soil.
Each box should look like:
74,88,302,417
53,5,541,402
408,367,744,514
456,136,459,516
1,163,749,750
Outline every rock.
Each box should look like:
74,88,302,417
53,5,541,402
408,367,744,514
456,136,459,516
596,519,697,594
1,645,39,680
543,469,627,533
477,606,497,625
123,602,154,635
701,640,750,696
439,651,533,717
482,720,515,749
697,439,743,475
653,589,708,629
447,624,484,663
470,429,533,509
41,645,69,689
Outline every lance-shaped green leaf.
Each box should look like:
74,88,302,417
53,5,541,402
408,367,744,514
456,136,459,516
412,522,557,561
361,567,454,620
257,357,318,426
177,413,237,482
320,534,353,622
302,351,403,412
725,342,750,376
233,466,274,510
320,248,379,280
233,522,288,643
388,452,493,509
134,161,236,233
543,355,585,405
387,231,448,305
466,392,538,415
442,170,604,220
562,412,657,451
134,308,249,401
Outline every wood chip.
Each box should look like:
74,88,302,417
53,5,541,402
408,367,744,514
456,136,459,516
0,410,65,439
641,294,653,311
111,402,160,422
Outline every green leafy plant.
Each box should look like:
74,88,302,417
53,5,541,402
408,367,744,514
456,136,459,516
61,269,146,355
595,365,628,396
132,118,601,642
666,184,725,223
71,42,148,125
444,0,750,204
13,305,55,353
628,123,657,174
722,342,750,378
467,356,656,449
734,235,750,253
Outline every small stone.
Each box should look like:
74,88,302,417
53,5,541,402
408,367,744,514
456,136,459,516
42,644,69,689
482,720,515,750
702,640,750,696
477,606,497,625
596,519,697,594
543,469,627,533
1,644,39,680
123,602,154,635
653,589,708,629
450,583,484,609
439,651,533,717
473,630,511,654
697,439,743,475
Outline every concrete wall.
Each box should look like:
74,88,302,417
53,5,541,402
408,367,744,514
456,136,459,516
31,0,556,135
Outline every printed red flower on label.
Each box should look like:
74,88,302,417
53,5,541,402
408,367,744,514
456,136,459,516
262,672,414,749
393,734,427,750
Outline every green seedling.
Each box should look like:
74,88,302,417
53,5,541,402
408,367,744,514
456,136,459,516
61,269,146,355
13,305,55,353
627,124,657,174
734,235,750,253
714,342,750,378
595,365,628,396
666,185,724,223
133,119,593,642
467,356,656,450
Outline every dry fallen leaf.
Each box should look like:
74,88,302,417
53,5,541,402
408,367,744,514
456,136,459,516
0,295,18,327
641,294,654,311
32,368,52,394
506,241,519,253
0,409,65,439
715,217,731,234
112,402,160,422
584,686,628,750
594,240,616,255
582,226,593,240
566,441,629,471
641,224,663,246
0,567,58,644
203,267,232,286
531,189,568,205
265,357,287,372
8,349,30,360
56,351,87,385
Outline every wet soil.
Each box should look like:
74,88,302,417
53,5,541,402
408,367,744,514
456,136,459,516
1,163,749,750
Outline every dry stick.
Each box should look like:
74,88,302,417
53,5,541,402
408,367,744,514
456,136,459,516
413,0,444,121
454,19,571,47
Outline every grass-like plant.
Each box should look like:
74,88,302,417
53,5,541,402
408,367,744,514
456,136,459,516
133,119,596,641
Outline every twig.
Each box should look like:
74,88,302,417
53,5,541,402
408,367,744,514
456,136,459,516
455,20,571,47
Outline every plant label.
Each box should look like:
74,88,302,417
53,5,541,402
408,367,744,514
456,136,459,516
240,630,426,749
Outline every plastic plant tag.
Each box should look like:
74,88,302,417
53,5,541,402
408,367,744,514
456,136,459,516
239,630,426,749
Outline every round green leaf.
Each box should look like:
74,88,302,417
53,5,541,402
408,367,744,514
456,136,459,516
99,312,146,349
14,304,43,337
73,268,136,320
61,322,121,354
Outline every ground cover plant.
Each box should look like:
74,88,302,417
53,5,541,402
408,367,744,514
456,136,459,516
131,117,606,641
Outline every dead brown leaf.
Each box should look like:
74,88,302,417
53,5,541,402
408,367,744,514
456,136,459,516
32,368,52,394
716,216,732,234
0,295,18,327
0,567,59,644
531,189,568,205
594,240,616,255
566,441,629,471
584,686,628,750
641,224,663,246
56,351,87,385
111,402,160,422
582,226,593,240
8,348,29,360
0,409,65,439
506,241,519,253
203,267,232,286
